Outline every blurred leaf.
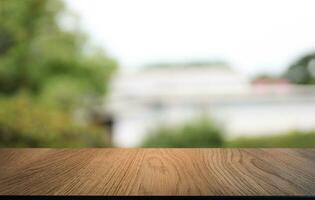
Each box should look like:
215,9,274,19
142,118,224,147
0,93,109,147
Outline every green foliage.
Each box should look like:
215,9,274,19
142,118,224,147
285,52,315,84
0,0,117,147
142,118,315,147
226,131,315,148
0,93,109,147
0,0,117,103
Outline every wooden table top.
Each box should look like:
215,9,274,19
0,148,314,196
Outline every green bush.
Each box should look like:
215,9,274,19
142,117,315,147
226,131,315,148
0,94,109,147
142,118,224,147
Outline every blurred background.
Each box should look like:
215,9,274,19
1,0,315,147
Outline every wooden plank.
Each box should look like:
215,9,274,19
0,148,314,195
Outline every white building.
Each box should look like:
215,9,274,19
104,66,315,147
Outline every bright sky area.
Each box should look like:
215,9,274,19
65,0,315,76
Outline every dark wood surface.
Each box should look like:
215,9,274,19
0,148,314,195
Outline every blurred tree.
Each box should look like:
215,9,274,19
0,0,116,107
285,52,315,84
0,0,117,147
0,93,109,147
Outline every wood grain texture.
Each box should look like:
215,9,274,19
0,148,314,195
